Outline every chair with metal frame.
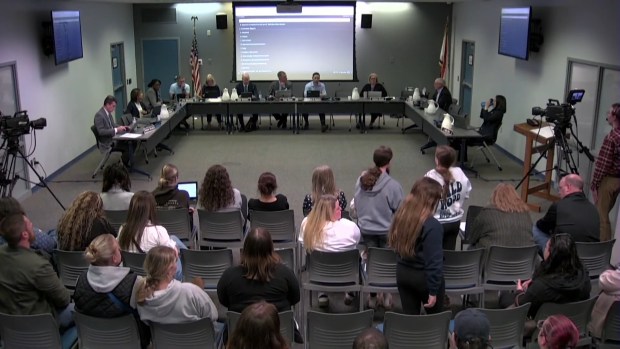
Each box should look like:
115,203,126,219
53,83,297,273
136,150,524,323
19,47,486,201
74,312,141,349
360,247,398,309
443,248,485,307
197,209,245,249
180,248,233,291
575,239,615,291
54,249,90,292
150,317,217,349
0,312,78,349
156,207,193,247
479,303,531,349
482,245,538,293
120,250,147,277
104,209,128,234
91,125,124,179
383,310,452,349
306,310,374,349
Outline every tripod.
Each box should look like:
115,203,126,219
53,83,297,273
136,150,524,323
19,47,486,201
0,136,65,210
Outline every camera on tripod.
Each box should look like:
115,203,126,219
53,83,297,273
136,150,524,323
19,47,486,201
0,111,47,138
531,89,585,127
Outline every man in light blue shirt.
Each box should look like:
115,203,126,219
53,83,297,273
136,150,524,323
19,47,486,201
303,72,328,132
169,76,191,100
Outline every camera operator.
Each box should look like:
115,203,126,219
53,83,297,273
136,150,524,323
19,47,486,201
94,96,130,166
591,103,620,242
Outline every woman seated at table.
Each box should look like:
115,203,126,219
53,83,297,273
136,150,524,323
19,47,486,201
144,79,162,111
359,72,388,130
57,191,116,251
248,172,289,216
125,88,150,118
201,74,222,129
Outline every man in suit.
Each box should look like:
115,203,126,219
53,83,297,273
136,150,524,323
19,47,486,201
235,72,259,132
268,71,293,129
94,95,130,166
431,77,452,111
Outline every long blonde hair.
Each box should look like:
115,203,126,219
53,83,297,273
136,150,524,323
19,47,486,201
57,191,106,250
311,165,338,204
490,183,530,213
389,178,443,258
302,194,337,252
136,246,177,304
84,234,118,266
157,163,178,189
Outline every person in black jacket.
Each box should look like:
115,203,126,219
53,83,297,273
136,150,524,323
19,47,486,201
476,95,506,143
125,88,149,119
200,74,222,129
235,72,259,132
247,172,289,218
152,163,195,231
431,78,452,112
388,177,444,315
360,73,388,129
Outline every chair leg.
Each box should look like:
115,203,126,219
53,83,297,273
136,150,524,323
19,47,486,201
479,146,491,163
331,114,335,127
348,113,352,132
483,142,503,171
92,150,111,178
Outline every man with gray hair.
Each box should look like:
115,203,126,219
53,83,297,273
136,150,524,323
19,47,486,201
235,72,259,132
431,77,452,111
268,71,293,129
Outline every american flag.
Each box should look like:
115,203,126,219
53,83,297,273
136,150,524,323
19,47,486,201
190,24,200,98
439,17,449,80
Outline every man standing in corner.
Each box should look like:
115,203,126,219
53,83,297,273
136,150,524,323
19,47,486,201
303,72,328,133
268,71,293,129
169,76,191,129
235,72,259,132
431,77,452,112
93,95,130,166
591,103,620,241
533,174,599,254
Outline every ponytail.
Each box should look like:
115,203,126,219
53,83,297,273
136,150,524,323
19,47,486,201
360,167,382,191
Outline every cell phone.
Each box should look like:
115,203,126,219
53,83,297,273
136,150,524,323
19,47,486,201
489,98,494,106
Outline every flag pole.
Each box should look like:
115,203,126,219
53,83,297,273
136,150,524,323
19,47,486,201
190,16,200,99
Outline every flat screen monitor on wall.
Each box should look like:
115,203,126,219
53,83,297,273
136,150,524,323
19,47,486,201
51,10,84,65
498,7,531,60
233,2,356,81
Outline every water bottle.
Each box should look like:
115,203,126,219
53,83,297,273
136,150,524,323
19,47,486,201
259,90,263,101
132,117,137,126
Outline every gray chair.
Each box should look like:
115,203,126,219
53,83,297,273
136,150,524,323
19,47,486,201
180,249,233,290
306,310,374,349
156,208,193,247
54,249,89,291
104,209,128,234
361,247,398,309
482,245,538,292
479,303,531,349
91,125,123,179
600,301,620,345
197,209,245,249
530,297,598,347
249,209,296,247
120,250,147,276
576,240,615,282
469,119,503,171
74,312,140,349
383,311,452,349
150,318,216,349
227,310,294,345
460,205,483,249
0,312,76,349
275,247,296,273
302,250,362,309
240,193,248,223
443,248,485,307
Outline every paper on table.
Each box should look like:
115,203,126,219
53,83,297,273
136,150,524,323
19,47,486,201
529,125,554,139
119,133,142,139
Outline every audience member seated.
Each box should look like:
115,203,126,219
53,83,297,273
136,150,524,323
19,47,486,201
152,163,193,213
57,191,116,251
353,327,389,349
144,78,162,111
588,267,620,338
456,95,507,162
533,174,599,254
117,191,186,280
505,234,590,320
100,162,134,211
248,172,290,218
300,194,360,308
425,145,471,250
468,183,534,249
302,72,328,132
354,145,403,309
217,228,299,313
303,165,347,217
198,164,242,212
268,71,293,129
537,315,579,349
201,73,222,129
227,301,289,349
450,308,492,349
235,72,259,132
0,197,56,255
359,72,388,129
73,234,149,348
0,214,73,329
125,88,150,118
389,178,445,315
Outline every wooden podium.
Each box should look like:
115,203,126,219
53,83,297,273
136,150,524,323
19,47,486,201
514,123,560,212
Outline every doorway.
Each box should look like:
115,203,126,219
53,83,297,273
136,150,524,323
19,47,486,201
111,43,127,122
459,41,475,117
142,38,180,97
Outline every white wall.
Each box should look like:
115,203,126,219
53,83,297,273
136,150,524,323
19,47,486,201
0,0,136,191
451,0,620,160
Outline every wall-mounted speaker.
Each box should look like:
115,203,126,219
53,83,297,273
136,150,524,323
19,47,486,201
361,14,372,29
216,14,227,30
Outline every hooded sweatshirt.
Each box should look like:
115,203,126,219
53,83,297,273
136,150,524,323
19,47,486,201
73,265,140,317
354,171,404,235
425,167,472,223
588,269,620,338
137,279,218,324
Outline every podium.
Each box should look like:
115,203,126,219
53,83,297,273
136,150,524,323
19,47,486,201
513,123,560,212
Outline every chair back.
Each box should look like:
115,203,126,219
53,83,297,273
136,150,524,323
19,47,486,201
197,210,244,248
448,103,463,116
444,248,484,291
156,208,192,243
602,301,620,343
462,205,484,244
0,312,64,349
104,210,128,234
383,311,452,349
334,90,349,99
307,250,360,286
91,125,101,148
54,249,89,290
531,297,598,340
575,240,615,279
240,193,248,222
75,312,140,349
364,247,397,287
121,250,147,276
483,245,537,289
249,209,296,243
227,310,294,345
306,310,374,349
150,318,215,349
480,303,531,349
121,114,132,126
275,247,295,272
180,249,233,289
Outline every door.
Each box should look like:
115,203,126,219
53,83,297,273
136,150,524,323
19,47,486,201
142,38,179,99
111,43,126,122
459,41,475,117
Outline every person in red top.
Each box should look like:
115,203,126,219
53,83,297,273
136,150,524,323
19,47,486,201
591,103,620,241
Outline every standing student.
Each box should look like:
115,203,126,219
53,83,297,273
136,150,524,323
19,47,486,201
302,72,328,132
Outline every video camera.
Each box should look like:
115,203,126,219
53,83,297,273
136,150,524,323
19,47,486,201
0,111,47,138
531,89,585,126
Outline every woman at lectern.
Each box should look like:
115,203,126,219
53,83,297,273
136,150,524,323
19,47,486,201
201,74,222,129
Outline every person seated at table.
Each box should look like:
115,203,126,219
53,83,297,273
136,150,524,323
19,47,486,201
57,191,116,251
248,172,289,217
125,88,150,119
100,162,134,211
303,72,328,133
169,76,191,129
455,95,507,161
201,73,222,129
144,78,162,111
268,71,293,129
431,77,452,111
359,72,388,130
235,72,259,132
94,95,130,166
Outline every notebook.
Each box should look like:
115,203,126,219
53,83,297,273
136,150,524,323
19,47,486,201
178,181,198,202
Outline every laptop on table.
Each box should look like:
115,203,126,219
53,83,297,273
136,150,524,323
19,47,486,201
275,90,292,99
365,91,383,99
178,181,198,204
307,90,320,98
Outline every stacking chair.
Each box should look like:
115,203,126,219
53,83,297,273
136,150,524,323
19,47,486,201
120,250,147,276
459,205,484,249
361,247,398,309
482,245,538,292
306,310,374,349
150,317,216,349
156,208,193,247
469,120,503,171
600,301,620,345
227,310,294,345
249,209,296,248
575,240,615,286
75,312,140,349
479,303,531,349
180,249,233,291
530,297,598,347
0,312,77,349
240,193,248,223
104,209,128,233
443,248,485,307
197,210,245,249
54,249,89,291
275,247,296,273
383,311,452,349
91,125,123,179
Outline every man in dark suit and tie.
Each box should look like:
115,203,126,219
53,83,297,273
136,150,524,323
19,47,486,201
235,72,259,132
93,95,130,165
431,77,453,111
268,71,293,129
